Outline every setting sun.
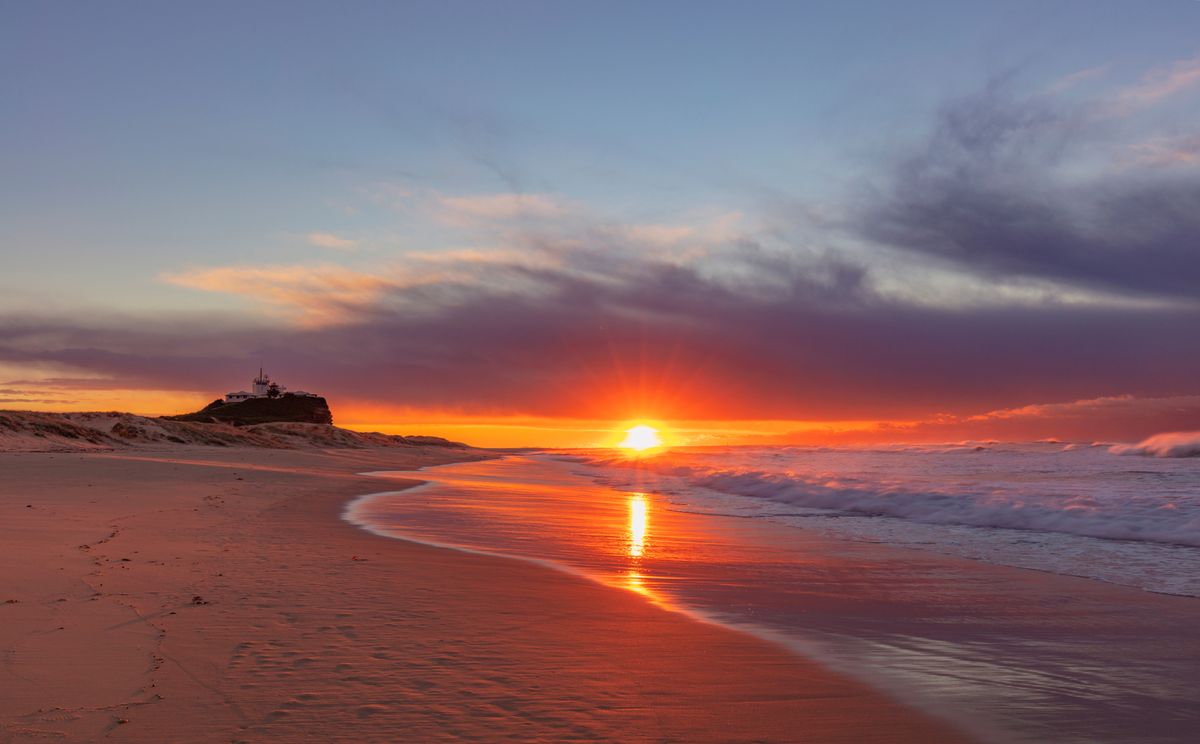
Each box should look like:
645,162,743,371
618,425,663,451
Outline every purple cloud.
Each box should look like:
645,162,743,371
856,81,1200,300
2,244,1198,425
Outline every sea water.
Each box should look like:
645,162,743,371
347,443,1200,743
570,442,1200,597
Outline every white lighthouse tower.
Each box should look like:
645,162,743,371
251,367,271,396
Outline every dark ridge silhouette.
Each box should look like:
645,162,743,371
165,394,334,426
0,409,470,452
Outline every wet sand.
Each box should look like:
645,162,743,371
0,448,966,742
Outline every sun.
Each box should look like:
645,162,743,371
618,424,663,451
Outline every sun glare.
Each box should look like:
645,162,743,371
629,494,648,558
618,424,663,451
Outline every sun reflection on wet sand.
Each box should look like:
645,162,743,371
626,571,651,595
626,494,650,593
629,494,648,558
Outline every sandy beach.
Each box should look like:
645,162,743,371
0,446,966,743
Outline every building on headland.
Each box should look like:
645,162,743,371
224,369,319,403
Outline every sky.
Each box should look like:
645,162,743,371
2,1,1200,446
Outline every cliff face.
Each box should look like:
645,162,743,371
166,395,334,426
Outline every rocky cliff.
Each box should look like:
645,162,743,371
165,395,334,426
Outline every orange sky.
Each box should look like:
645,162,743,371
337,414,889,449
5,381,1199,448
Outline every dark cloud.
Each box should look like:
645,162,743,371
2,248,1198,424
857,83,1200,300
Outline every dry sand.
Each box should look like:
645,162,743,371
1,447,967,742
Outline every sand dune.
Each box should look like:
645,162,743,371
0,410,463,453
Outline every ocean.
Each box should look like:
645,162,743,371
346,443,1200,743
574,442,1200,597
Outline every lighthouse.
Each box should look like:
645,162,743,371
223,368,317,403
251,367,271,396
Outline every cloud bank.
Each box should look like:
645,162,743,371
4,234,1198,426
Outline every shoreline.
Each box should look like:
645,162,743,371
348,454,1200,743
1,447,966,742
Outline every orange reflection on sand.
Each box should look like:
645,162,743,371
629,494,648,558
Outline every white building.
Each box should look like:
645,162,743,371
224,369,319,403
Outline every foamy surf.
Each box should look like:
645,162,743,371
567,442,1200,596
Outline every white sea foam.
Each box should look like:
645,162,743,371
1110,430,1200,458
569,443,1200,594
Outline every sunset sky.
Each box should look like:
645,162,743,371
3,2,1200,446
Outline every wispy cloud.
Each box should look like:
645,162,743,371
947,395,1200,443
1123,135,1200,168
1045,64,1110,95
1108,55,1200,116
306,232,357,250
2,378,141,391
967,394,1199,422
438,193,569,223
161,264,399,326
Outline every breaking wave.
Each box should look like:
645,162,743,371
682,468,1198,547
574,444,1200,550
1110,431,1200,458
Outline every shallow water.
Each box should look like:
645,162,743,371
571,443,1200,596
347,452,1200,743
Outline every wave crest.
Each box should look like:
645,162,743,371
681,468,1200,547
1110,431,1200,458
